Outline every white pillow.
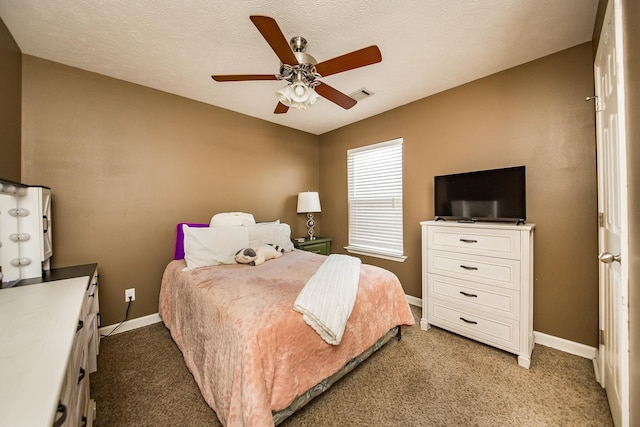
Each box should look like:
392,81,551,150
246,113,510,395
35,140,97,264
247,223,294,252
182,224,249,270
210,212,256,228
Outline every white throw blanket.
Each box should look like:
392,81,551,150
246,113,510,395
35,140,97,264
293,254,361,345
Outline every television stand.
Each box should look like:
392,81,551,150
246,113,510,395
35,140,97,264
457,219,476,224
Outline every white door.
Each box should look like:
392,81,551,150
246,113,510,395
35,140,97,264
595,1,629,426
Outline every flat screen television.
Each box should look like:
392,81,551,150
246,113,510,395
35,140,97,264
434,166,526,224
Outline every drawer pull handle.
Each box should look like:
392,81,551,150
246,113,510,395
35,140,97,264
459,291,478,298
460,265,478,271
460,239,478,243
53,402,67,427
460,317,478,325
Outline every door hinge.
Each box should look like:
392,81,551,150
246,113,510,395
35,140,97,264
599,329,605,345
598,212,604,227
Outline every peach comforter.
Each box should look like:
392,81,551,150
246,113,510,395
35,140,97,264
159,249,414,426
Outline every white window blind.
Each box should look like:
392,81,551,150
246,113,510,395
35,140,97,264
346,138,405,261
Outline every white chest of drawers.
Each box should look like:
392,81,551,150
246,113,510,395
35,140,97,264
420,220,535,368
0,264,99,426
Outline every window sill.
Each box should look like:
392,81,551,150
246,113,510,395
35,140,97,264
344,246,407,262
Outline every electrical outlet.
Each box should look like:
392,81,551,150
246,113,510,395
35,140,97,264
125,288,135,302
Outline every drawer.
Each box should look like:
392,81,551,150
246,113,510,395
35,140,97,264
427,299,519,352
428,274,520,318
428,226,521,259
427,250,521,290
300,242,329,255
86,313,99,373
83,270,99,317
59,330,84,427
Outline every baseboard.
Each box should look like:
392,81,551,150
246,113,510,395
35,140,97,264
99,313,162,336
592,348,603,385
532,331,597,360
405,294,422,307
534,331,600,384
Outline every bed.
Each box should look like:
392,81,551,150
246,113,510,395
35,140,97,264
159,220,415,426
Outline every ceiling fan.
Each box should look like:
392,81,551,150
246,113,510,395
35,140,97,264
211,15,382,114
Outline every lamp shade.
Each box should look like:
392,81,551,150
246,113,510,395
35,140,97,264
297,191,321,213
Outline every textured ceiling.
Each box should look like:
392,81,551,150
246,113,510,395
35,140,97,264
0,0,599,135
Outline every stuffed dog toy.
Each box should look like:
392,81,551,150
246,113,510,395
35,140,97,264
234,244,284,266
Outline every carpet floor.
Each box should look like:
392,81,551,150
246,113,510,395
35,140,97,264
90,306,613,426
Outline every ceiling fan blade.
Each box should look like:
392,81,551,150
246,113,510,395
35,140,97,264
315,82,357,110
315,46,382,77
212,74,278,82
250,15,298,66
274,102,289,114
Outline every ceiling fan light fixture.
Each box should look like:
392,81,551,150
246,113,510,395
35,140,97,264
275,81,318,110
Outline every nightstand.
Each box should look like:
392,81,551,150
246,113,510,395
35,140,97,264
293,237,331,255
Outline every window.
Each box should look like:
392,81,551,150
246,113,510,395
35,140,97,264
346,138,406,262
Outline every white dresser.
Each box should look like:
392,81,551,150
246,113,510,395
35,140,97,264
0,264,99,426
421,220,535,368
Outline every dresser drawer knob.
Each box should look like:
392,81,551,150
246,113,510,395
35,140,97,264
460,317,478,325
460,265,478,271
459,238,478,243
459,291,478,298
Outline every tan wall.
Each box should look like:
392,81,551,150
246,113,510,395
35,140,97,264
319,43,599,346
21,56,319,325
0,17,21,181
622,0,640,423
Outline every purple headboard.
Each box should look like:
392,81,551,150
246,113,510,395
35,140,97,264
174,222,208,260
